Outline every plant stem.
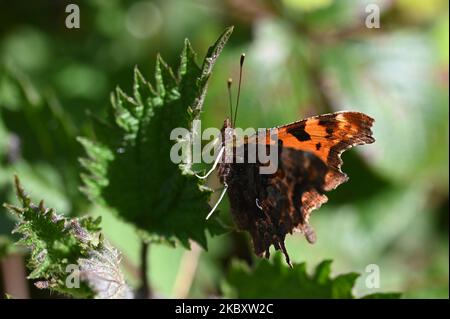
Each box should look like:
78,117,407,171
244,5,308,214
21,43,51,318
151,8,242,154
1,253,29,298
172,241,202,298
139,240,151,298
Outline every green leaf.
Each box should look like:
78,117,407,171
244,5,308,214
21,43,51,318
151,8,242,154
331,273,359,299
313,259,332,284
3,176,132,298
224,253,401,299
78,27,233,249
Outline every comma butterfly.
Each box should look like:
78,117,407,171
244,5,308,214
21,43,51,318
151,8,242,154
205,54,375,266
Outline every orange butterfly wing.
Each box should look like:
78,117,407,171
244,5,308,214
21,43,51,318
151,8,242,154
276,111,375,191
223,111,375,265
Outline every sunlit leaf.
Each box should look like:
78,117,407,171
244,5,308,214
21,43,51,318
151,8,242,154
224,253,400,299
78,27,233,249
3,176,131,298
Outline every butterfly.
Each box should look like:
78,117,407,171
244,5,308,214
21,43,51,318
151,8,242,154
201,54,375,266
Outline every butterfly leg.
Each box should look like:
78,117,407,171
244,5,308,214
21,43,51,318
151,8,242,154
196,146,225,180
205,182,228,220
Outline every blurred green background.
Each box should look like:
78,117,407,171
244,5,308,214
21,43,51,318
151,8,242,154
0,0,448,298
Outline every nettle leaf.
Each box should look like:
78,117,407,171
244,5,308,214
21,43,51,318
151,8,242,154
224,253,401,299
3,176,132,299
78,240,132,299
78,27,233,248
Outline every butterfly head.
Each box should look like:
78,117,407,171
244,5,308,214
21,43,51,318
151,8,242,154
222,117,232,130
220,117,234,147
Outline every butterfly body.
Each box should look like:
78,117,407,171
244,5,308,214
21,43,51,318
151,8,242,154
217,111,375,265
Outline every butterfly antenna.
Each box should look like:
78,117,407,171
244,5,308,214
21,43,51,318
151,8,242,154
227,78,234,127
232,53,245,127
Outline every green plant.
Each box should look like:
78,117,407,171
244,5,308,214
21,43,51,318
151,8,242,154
78,27,233,248
4,176,131,298
2,27,401,299
224,253,400,299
